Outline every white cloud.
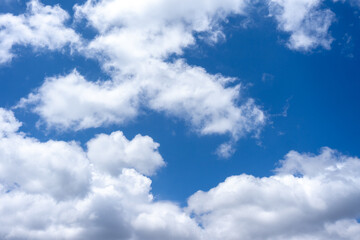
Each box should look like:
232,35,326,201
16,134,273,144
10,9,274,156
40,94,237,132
20,63,265,141
0,0,80,64
74,0,248,34
187,147,360,240
0,108,202,240
268,0,335,51
143,60,265,138
72,0,252,70
0,136,91,201
0,108,21,137
216,142,236,158
17,70,139,130
0,109,90,201
0,108,166,200
87,131,165,176
0,169,203,240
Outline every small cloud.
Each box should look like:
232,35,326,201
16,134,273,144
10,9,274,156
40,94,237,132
262,73,274,83
339,33,354,58
216,142,235,158
269,0,335,51
239,18,255,29
278,131,285,136
272,96,292,118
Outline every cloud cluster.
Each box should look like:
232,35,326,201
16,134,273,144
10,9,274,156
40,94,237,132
72,0,266,142
0,108,187,239
0,0,80,64
14,0,265,155
0,0,345,66
5,0,353,148
0,109,360,239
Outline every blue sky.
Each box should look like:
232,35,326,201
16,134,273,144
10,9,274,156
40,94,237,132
0,0,360,239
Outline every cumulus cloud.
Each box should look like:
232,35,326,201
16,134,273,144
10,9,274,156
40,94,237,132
74,0,249,35
268,0,335,51
87,131,165,176
0,108,90,201
73,0,252,69
0,108,21,136
0,0,80,64
0,108,202,239
0,111,360,240
19,63,265,141
188,147,360,240
0,108,165,199
17,70,139,130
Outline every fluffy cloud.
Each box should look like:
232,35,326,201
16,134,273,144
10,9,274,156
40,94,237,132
188,147,360,240
268,0,335,50
1,110,360,239
19,63,265,143
73,0,251,67
0,108,90,201
0,108,22,136
0,107,166,198
0,136,90,201
74,0,249,34
0,108,202,239
17,70,139,130
142,60,265,139
87,131,165,176
0,0,80,64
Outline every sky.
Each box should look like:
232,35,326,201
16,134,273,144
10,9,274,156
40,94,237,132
0,0,360,239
